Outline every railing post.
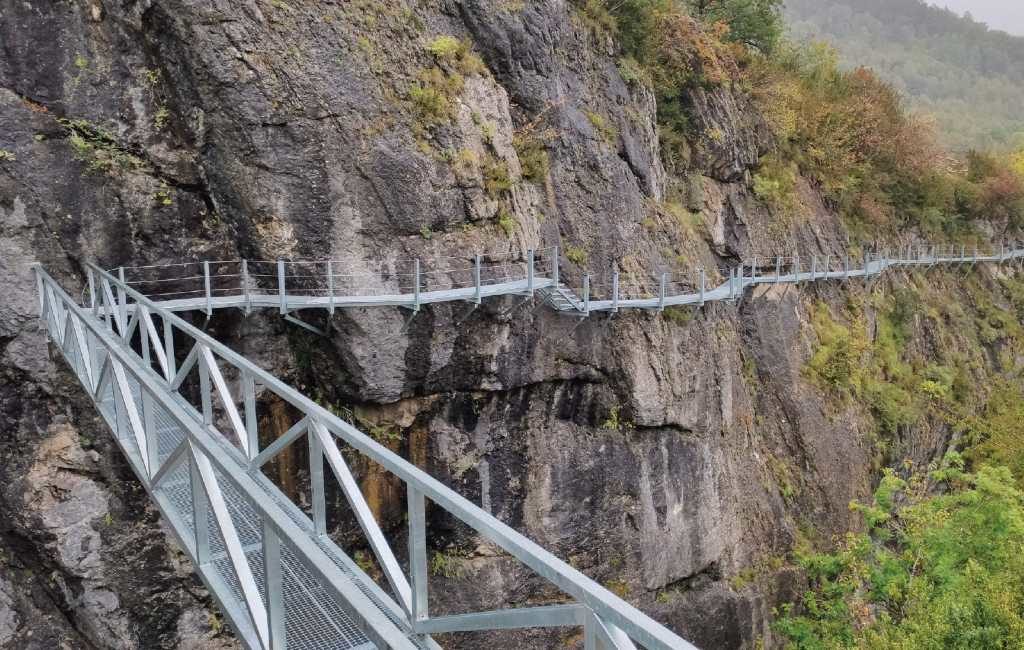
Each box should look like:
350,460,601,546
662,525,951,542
308,425,326,536
117,266,128,339
474,255,482,305
823,255,831,279
87,268,96,311
326,260,335,315
189,449,210,565
526,249,534,296
583,274,591,316
164,318,175,384
775,256,781,283
244,370,258,461
728,268,735,300
140,306,151,366
658,273,666,312
699,268,706,306
204,261,212,317
241,259,252,316
552,246,560,287
863,250,870,280
408,487,429,624
844,255,849,280
277,260,286,315
33,265,45,326
810,255,817,281
142,389,158,479
750,256,757,283
413,259,421,313
611,269,619,313
262,520,286,650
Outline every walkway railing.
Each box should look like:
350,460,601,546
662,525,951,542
104,242,1024,318
35,261,697,650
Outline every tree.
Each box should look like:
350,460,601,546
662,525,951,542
686,0,785,53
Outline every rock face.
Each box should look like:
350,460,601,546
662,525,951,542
0,2,995,649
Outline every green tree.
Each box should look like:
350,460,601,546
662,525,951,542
687,0,785,53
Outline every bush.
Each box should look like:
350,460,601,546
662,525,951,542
777,461,1024,649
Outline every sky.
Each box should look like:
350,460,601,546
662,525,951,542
933,0,1024,36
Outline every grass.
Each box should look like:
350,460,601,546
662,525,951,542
60,118,144,174
430,550,465,579
565,245,588,266
482,154,512,197
496,207,516,236
585,110,618,145
513,131,551,182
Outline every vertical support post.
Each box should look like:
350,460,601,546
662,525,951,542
863,250,870,280
189,448,210,565
728,268,736,300
117,267,128,339
750,256,757,283
87,268,97,311
583,274,591,316
844,255,850,280
244,371,258,461
199,349,213,426
526,249,535,296
140,306,151,366
699,268,706,306
775,257,782,283
552,246,560,287
408,487,429,624
262,520,286,650
474,255,482,305
611,270,620,313
33,265,46,324
164,317,175,384
203,261,212,317
974,246,979,264
277,260,286,315
308,427,326,536
142,389,158,480
583,612,598,650
326,260,335,315
241,259,252,316
658,273,666,312
810,255,817,281
413,259,421,313
1000,240,1005,261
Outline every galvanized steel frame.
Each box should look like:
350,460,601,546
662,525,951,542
39,262,698,650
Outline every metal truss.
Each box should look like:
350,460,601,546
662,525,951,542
35,263,698,650
34,241,1024,650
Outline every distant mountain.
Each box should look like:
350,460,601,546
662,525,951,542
784,0,1024,152
932,0,1024,37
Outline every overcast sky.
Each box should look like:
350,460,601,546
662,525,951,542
933,0,1024,36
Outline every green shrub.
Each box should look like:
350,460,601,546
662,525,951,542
482,155,512,197
776,460,1024,649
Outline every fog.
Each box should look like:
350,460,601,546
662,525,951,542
935,0,1024,35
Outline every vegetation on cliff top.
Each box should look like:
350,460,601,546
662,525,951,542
579,0,1024,240
785,0,1024,152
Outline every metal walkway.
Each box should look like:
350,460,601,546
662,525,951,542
104,243,1024,318
34,241,1023,650
34,261,697,650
